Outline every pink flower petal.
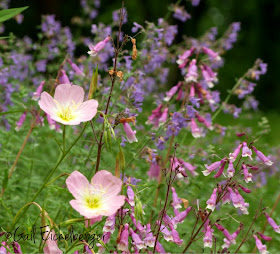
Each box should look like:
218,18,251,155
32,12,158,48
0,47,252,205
66,171,90,200
91,170,122,198
38,92,58,116
54,84,84,106
75,99,99,122
102,195,125,215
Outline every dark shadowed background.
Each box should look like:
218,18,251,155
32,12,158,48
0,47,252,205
4,0,280,113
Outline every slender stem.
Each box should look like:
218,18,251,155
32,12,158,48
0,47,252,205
95,4,125,173
1,110,41,197
152,143,176,253
63,125,66,154
9,123,88,231
212,73,247,121
252,193,280,253
149,135,175,223
90,120,99,145
45,173,70,187
183,211,213,253
234,200,262,253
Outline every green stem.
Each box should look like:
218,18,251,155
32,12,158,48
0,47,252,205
9,123,88,231
63,125,66,154
212,73,247,121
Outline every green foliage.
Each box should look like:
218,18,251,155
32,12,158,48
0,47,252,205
0,6,28,23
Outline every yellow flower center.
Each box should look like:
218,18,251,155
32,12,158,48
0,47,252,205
54,100,80,122
85,195,102,209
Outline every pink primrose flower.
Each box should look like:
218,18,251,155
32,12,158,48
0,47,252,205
66,170,125,219
39,83,98,125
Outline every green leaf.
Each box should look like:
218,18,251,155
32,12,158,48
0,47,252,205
0,6,29,23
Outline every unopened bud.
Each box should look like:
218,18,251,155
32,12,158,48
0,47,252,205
236,132,246,137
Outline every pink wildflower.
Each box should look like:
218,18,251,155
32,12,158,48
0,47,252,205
147,161,160,180
215,223,236,244
117,224,129,251
206,188,217,211
177,48,194,68
242,163,253,183
164,82,181,101
228,187,249,214
127,186,135,206
185,59,198,83
227,161,235,177
203,225,214,248
214,160,227,178
15,112,27,131
171,187,182,209
265,213,280,233
88,36,111,56
190,118,203,138
222,227,241,249
155,242,166,253
46,114,61,132
257,232,272,241
172,207,192,228
169,225,183,246
147,104,163,128
129,228,145,249
32,81,45,101
160,225,173,242
144,224,155,248
242,142,252,160
59,70,71,84
251,146,273,166
67,59,85,76
39,83,98,125
122,122,138,143
178,158,198,176
203,158,225,176
158,107,169,123
66,170,125,219
229,144,242,162
253,235,268,254
103,214,116,234
238,184,251,193
42,226,63,254
202,47,221,61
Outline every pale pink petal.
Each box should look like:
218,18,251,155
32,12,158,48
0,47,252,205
102,195,125,215
75,99,98,122
49,115,82,126
66,171,91,200
54,83,72,105
85,215,103,227
68,85,85,105
91,170,122,197
54,84,85,106
38,92,59,116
